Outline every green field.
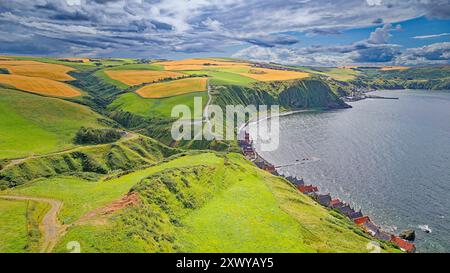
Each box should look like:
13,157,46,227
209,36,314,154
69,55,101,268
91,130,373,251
104,63,164,71
108,92,207,118
46,153,396,253
319,68,360,81
182,70,256,86
5,153,221,225
0,199,28,253
0,88,107,159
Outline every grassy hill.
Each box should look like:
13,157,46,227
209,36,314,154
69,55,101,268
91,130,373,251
41,153,396,253
0,87,109,159
0,135,177,188
0,199,28,252
0,56,411,254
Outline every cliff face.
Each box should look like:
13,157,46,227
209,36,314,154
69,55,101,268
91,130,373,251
212,78,350,110
277,79,350,109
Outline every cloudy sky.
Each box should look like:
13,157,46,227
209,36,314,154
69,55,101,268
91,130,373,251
0,0,449,66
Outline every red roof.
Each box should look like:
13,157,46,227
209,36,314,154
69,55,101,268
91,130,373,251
329,199,342,206
298,185,318,193
353,216,370,225
390,236,416,253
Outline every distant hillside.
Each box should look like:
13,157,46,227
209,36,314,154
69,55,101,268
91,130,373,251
349,66,450,91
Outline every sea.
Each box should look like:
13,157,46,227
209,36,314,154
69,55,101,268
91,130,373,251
253,89,450,252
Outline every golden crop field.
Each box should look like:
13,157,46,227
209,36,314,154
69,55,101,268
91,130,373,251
105,70,186,86
240,68,309,81
136,77,207,98
0,60,75,81
155,58,249,71
379,66,409,71
155,58,309,82
58,58,91,63
0,74,81,97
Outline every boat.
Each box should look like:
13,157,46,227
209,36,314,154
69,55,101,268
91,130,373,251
418,224,432,233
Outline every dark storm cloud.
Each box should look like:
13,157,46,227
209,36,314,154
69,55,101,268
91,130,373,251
372,18,384,24
50,10,90,21
0,0,449,63
352,46,400,62
395,42,450,65
242,35,299,48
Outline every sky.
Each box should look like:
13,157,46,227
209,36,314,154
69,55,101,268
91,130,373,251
0,0,449,66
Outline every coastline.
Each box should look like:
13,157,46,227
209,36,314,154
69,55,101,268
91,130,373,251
239,107,417,253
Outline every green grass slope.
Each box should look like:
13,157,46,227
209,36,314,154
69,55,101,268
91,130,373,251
52,153,396,253
0,135,177,188
108,92,207,119
3,153,222,226
182,70,257,86
0,199,28,253
0,88,108,159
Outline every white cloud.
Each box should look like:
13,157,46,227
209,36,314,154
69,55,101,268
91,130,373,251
366,0,383,6
413,33,450,39
395,42,450,65
368,23,401,44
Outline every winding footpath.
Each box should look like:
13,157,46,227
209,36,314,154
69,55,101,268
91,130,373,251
0,195,63,253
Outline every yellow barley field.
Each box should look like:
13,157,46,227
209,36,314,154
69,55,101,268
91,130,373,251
58,58,90,63
379,66,409,71
155,58,249,71
105,70,186,86
239,68,309,81
0,60,75,81
0,74,81,97
136,77,207,98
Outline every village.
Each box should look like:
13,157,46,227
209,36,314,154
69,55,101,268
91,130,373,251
239,132,416,253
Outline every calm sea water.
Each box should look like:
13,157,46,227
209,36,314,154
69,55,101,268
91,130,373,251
255,90,450,253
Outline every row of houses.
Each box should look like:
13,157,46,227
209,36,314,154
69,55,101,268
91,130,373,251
239,131,415,253
292,177,416,253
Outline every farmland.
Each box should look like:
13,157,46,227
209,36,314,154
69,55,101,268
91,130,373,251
0,60,75,81
240,68,310,81
154,58,310,82
108,92,207,118
0,87,106,159
378,66,410,71
0,199,28,253
0,75,81,97
135,77,207,98
104,70,186,86
182,70,256,86
154,58,250,71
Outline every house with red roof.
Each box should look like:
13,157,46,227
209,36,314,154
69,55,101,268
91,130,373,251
353,216,370,226
329,198,344,208
390,236,416,253
297,185,318,194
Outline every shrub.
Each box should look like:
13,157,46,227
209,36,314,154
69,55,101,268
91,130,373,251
74,127,122,145
0,68,10,74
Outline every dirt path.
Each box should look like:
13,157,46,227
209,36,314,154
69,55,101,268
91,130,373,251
204,81,212,124
0,195,63,253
